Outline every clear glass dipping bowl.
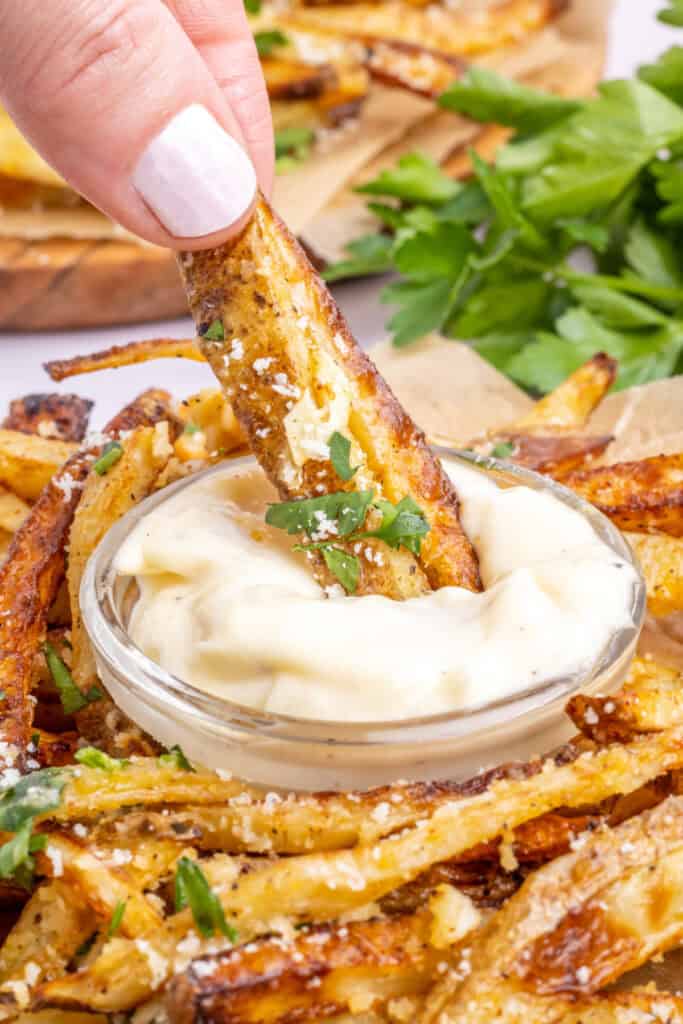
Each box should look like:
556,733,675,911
81,450,646,791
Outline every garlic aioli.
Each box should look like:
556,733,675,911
115,460,637,723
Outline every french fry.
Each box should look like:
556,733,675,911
31,730,79,768
556,991,683,1024
486,432,613,478
0,390,175,771
423,797,683,1024
0,431,77,501
166,909,458,1024
2,394,93,444
0,530,11,562
41,760,258,825
38,836,184,936
470,355,617,476
66,423,174,755
175,389,246,460
515,354,617,432
43,340,202,383
0,486,30,534
37,729,683,1011
179,194,481,596
284,0,566,58
0,881,93,1008
627,533,683,617
568,674,683,743
563,454,683,537
263,56,338,99
0,445,95,771
363,41,462,98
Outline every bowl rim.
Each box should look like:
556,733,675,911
81,448,647,747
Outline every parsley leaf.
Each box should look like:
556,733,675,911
244,0,261,13
0,769,64,887
0,821,36,882
75,747,129,772
440,67,580,135
266,491,374,538
203,319,225,341
254,29,287,57
159,745,195,772
652,155,683,224
328,432,357,481
322,234,394,283
174,857,237,941
624,218,683,292
319,546,360,593
659,0,683,25
490,442,515,459
0,769,64,833
107,900,127,938
639,46,683,106
357,153,459,204
360,497,430,556
44,643,103,715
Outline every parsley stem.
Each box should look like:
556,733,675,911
93,442,123,477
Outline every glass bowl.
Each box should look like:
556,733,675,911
81,450,646,791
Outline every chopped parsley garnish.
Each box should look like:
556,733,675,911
329,432,357,482
490,441,515,460
254,29,288,57
30,733,40,748
43,643,103,715
245,0,261,13
75,747,129,772
0,769,65,832
267,490,430,593
203,319,225,341
174,857,237,941
359,496,430,556
0,821,44,885
159,745,195,772
266,491,374,538
0,768,65,887
107,900,127,938
0,691,5,701
93,441,123,477
183,423,201,435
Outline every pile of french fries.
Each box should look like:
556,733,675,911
0,343,679,1024
4,198,683,1022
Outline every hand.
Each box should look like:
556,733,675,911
0,0,273,249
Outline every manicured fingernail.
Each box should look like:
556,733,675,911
132,104,256,238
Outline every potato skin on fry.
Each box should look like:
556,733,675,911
43,340,202,382
179,195,481,596
2,393,93,443
564,453,683,537
515,353,617,432
167,912,442,1024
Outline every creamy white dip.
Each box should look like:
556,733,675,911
115,459,636,723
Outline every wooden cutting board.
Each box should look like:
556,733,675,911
0,237,186,330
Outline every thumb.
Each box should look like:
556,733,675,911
0,0,273,249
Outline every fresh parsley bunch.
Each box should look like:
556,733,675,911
325,45,683,394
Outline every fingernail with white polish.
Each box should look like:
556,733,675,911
132,104,256,238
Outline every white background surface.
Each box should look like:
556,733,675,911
0,0,679,427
